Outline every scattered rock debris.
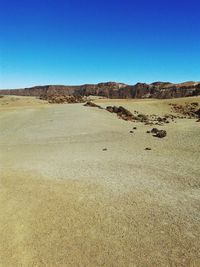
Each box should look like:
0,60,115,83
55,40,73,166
170,102,199,119
106,105,178,125
106,106,135,121
40,95,84,104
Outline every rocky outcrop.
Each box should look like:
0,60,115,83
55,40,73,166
170,102,200,118
0,81,200,99
106,106,136,121
84,101,103,109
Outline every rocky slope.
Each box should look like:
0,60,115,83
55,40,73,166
0,81,200,99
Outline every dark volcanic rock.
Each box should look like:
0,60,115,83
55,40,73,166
106,106,114,113
106,106,135,121
118,106,134,117
151,128,159,134
149,128,167,138
154,130,167,138
84,101,103,109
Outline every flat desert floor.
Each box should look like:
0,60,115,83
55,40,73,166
0,95,200,267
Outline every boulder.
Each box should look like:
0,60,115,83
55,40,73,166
151,128,159,134
154,130,167,138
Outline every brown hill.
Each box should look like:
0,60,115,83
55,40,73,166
0,81,200,99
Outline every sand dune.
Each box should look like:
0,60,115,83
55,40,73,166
0,96,200,266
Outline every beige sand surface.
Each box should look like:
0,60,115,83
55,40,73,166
0,95,200,266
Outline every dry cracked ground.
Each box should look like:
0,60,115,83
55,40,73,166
0,95,200,267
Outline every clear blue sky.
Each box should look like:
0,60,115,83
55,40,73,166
0,0,200,88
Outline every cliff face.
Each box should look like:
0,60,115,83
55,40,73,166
0,81,200,99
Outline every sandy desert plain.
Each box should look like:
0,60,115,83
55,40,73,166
0,95,200,267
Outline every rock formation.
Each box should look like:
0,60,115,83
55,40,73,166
0,81,200,99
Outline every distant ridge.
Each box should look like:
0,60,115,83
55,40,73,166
0,81,200,99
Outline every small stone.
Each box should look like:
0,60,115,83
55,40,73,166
102,148,107,151
145,147,152,150
154,130,167,138
151,128,159,134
